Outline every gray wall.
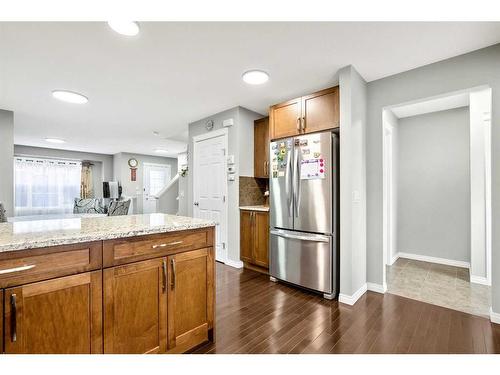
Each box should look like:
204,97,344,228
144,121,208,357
396,107,470,262
0,110,14,216
339,65,368,297
14,145,113,199
113,152,177,214
187,106,263,266
366,43,500,313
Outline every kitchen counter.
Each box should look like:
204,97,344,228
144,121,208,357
239,205,270,212
0,213,215,252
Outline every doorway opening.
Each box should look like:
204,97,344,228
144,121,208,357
382,86,492,317
143,163,171,214
192,128,228,264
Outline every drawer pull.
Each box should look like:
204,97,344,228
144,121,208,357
11,294,17,342
0,264,36,275
152,241,183,249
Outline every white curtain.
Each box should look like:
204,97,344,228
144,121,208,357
14,157,82,216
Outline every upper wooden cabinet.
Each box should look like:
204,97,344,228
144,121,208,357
167,248,214,353
254,117,270,178
269,86,339,140
3,271,102,354
103,257,167,354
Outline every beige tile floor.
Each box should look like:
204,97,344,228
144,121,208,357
386,258,491,317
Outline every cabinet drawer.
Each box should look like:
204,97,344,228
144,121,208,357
103,228,213,267
0,241,102,288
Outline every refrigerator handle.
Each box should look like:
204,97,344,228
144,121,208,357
270,229,330,243
294,144,301,217
285,146,293,217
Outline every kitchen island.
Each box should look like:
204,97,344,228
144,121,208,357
0,213,216,354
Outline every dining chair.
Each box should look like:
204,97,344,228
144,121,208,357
107,199,131,216
73,198,105,214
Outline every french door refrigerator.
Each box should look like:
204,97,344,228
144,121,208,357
269,130,339,299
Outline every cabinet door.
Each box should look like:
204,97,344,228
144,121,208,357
302,86,339,133
254,117,270,178
104,258,167,354
240,210,254,263
253,212,269,268
270,97,301,140
167,248,214,353
3,271,102,354
1,289,3,353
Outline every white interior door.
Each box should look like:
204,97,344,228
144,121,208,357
143,163,171,214
193,131,228,263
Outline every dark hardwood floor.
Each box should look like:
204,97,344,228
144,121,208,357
195,262,500,354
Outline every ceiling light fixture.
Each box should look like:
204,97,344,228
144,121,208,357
52,90,88,104
242,70,269,85
108,21,140,36
45,138,66,144
155,149,168,154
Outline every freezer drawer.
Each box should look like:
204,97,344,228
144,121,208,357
270,229,333,294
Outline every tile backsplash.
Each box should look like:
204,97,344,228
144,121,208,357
239,176,268,206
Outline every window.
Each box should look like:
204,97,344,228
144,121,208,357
14,157,82,216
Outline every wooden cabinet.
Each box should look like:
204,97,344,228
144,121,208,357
0,227,215,354
167,248,214,353
103,258,167,354
269,86,339,140
254,117,270,178
240,210,269,270
3,271,102,354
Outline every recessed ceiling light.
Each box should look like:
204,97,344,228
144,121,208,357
108,21,140,36
155,149,168,154
45,138,66,144
52,90,88,104
242,70,269,85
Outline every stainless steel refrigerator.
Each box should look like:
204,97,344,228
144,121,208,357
269,130,339,299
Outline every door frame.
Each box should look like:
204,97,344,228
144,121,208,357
192,128,229,264
143,162,172,214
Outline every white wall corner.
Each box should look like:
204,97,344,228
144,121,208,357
339,283,367,306
389,252,400,266
490,308,500,325
367,282,387,294
470,275,491,286
224,259,244,269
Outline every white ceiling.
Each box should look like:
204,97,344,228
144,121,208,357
1,22,499,157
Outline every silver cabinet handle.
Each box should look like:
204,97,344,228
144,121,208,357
296,117,300,131
11,294,17,342
152,241,183,249
301,116,306,131
162,259,167,291
0,264,36,275
171,258,176,289
270,230,330,243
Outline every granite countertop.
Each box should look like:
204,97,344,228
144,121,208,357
0,214,215,253
239,205,270,212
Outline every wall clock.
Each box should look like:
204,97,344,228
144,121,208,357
128,158,138,181
128,158,138,168
205,120,214,131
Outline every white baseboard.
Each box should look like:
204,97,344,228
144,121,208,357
367,282,387,294
339,283,367,306
224,259,244,269
397,252,470,269
470,275,491,286
490,308,500,325
388,253,399,266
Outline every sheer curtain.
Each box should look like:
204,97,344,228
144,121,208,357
14,157,82,216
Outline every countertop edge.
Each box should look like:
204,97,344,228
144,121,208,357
0,222,216,253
